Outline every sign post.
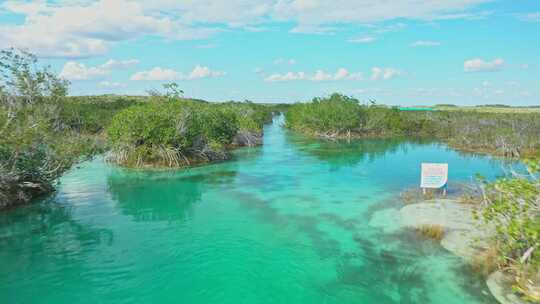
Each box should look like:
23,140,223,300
421,163,448,196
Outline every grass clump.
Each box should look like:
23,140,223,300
416,225,445,241
470,246,500,277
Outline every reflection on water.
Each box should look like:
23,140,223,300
109,172,200,222
287,133,436,169
0,115,509,304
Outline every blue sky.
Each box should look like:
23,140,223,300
0,0,539,105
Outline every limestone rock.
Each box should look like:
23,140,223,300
487,271,530,304
400,200,477,231
441,229,491,260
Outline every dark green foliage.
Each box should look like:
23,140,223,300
285,93,540,157
58,96,140,133
285,94,438,138
106,100,271,167
286,93,364,137
0,50,132,208
475,159,540,299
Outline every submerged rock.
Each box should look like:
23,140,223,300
487,271,529,304
440,229,491,260
398,200,495,258
233,131,263,147
370,200,533,304
400,199,477,231
0,172,53,209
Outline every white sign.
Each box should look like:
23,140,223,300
421,163,448,189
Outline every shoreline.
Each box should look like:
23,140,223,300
285,127,538,159
369,196,534,304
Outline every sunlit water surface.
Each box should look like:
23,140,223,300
1,116,514,304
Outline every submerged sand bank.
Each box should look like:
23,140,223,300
369,199,532,304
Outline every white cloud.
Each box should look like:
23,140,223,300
60,61,109,80
430,10,492,21
140,1,272,27
348,36,376,44
371,67,401,80
2,1,49,16
265,68,362,82
520,12,540,22
130,66,225,81
131,67,182,81
310,70,333,81
372,23,408,34
101,59,140,70
0,0,218,58
99,81,127,89
411,40,441,47
265,72,306,82
186,65,226,80
311,68,363,81
59,58,139,80
0,0,493,58
464,58,504,72
273,0,491,27
289,24,337,35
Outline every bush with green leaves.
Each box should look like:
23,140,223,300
0,49,102,208
476,159,540,300
285,93,540,156
106,100,270,167
286,93,364,137
58,96,140,133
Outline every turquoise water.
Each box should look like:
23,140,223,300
0,116,512,304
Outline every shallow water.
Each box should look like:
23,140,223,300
0,116,513,304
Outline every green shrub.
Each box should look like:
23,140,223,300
58,96,139,133
475,159,540,299
286,93,364,136
285,93,540,156
106,100,270,167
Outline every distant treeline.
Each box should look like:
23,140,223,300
285,93,540,157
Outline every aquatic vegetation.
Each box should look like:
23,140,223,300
470,246,499,277
417,225,445,240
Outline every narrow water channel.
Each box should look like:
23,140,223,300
0,116,510,303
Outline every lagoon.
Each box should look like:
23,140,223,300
0,116,512,304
